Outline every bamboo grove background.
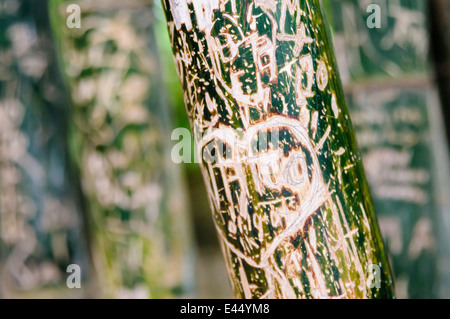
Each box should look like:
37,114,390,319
0,0,449,298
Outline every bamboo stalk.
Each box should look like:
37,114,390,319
0,0,91,298
162,0,394,299
429,0,450,140
50,0,196,298
327,0,450,298
429,0,450,299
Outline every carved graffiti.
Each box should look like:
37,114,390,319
163,0,393,298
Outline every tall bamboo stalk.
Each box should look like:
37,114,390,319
430,0,450,132
327,0,450,299
162,0,394,299
49,0,196,298
0,0,91,298
429,0,450,298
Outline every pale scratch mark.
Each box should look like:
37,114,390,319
315,126,331,153
335,147,345,156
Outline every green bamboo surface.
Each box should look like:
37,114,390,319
49,0,196,298
430,0,450,140
0,0,91,298
327,0,450,298
429,0,450,298
162,0,394,299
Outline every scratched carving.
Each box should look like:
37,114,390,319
330,0,429,83
0,1,86,297
163,0,394,298
329,0,442,299
55,3,194,298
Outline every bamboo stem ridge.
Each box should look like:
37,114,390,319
162,0,394,299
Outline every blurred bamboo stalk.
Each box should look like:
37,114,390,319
429,0,450,138
327,0,450,298
428,0,450,298
0,0,92,298
49,0,196,298
162,0,394,299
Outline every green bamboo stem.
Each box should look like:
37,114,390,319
430,0,450,140
50,0,196,298
162,0,394,299
429,0,450,298
328,0,450,299
0,0,91,298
